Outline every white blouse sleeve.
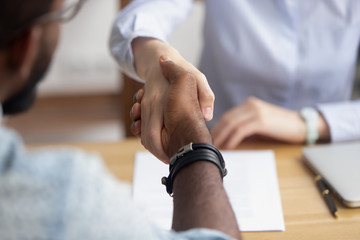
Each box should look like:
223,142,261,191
318,100,360,142
109,0,193,82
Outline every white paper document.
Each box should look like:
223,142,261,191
133,150,285,232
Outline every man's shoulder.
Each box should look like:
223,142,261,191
0,124,104,176
0,125,133,239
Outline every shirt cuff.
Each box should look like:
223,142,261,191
317,100,360,142
110,20,168,83
110,33,167,83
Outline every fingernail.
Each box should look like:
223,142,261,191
130,105,134,118
137,89,144,100
160,56,172,62
203,107,213,120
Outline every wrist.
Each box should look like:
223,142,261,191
132,37,181,80
162,142,227,196
168,121,212,157
317,113,331,141
300,107,319,144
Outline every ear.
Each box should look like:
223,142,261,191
7,26,42,79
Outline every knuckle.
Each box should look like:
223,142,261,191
148,129,158,140
246,96,259,106
245,97,262,115
234,126,246,136
203,90,215,102
195,72,207,82
180,71,196,83
199,72,207,81
152,93,162,104
141,97,155,111
142,92,161,106
141,97,149,107
222,115,233,126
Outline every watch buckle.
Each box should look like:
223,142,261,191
170,143,193,165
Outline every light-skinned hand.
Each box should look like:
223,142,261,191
132,38,214,162
211,97,330,149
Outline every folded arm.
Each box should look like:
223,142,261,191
211,97,331,149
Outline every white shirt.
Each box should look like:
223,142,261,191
0,125,233,239
110,0,360,142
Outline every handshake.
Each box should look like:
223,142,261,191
130,56,212,162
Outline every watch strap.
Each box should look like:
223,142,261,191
300,107,319,144
162,143,227,196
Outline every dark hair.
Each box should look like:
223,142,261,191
0,0,54,48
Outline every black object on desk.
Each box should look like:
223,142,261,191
316,175,338,218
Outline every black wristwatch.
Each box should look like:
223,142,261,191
161,142,227,196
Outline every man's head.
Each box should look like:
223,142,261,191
0,0,84,115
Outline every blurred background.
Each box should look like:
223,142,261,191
3,0,360,144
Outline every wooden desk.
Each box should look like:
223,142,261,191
29,139,360,240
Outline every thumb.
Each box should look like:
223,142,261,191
159,56,185,85
196,73,215,121
159,56,214,121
